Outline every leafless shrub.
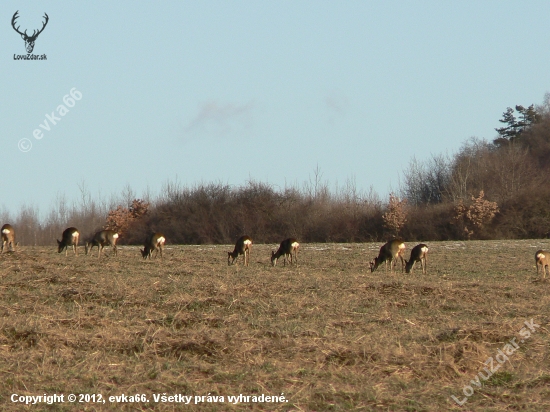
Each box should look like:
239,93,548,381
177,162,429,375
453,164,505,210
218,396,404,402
402,154,451,205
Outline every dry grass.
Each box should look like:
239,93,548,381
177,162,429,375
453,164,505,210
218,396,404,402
0,240,549,411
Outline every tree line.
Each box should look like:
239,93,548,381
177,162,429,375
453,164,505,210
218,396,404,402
6,95,550,246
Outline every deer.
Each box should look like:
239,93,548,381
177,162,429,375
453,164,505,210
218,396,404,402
141,233,165,259
370,239,406,273
1,224,15,253
11,11,49,53
535,250,549,279
228,235,252,266
57,227,79,256
271,238,299,266
85,230,119,258
405,244,429,274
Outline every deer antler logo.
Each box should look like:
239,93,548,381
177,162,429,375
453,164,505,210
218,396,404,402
11,11,49,54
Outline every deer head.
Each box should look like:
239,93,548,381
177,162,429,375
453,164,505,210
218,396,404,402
12,11,49,53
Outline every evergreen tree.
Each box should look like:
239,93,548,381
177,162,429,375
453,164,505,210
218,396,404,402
494,104,540,146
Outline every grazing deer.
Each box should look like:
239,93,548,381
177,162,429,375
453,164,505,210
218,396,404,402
228,235,252,266
535,250,549,279
85,230,119,258
141,233,165,259
370,239,406,273
405,244,429,274
57,227,79,256
271,238,299,266
1,224,15,253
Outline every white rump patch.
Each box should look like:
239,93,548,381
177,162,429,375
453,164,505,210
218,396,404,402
72,232,78,237
157,237,165,244
2,229,10,234
113,233,119,239
421,246,429,253
538,253,546,260
291,242,299,248
398,243,405,250
244,240,252,246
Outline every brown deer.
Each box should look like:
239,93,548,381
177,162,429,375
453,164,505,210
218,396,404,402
57,227,79,256
405,244,429,274
1,224,15,253
85,230,119,258
370,239,406,273
535,250,549,279
228,235,252,266
271,238,299,266
141,233,165,259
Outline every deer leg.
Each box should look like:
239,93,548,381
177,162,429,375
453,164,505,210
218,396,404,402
423,256,427,274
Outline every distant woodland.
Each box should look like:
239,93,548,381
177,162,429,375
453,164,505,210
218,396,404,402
7,95,550,246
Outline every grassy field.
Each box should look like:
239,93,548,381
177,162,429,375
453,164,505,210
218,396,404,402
0,240,549,411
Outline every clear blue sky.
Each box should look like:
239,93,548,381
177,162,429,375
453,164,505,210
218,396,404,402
3,1,550,216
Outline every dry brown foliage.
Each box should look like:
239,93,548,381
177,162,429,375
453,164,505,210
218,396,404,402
104,199,149,238
466,191,499,230
453,191,499,240
382,194,407,237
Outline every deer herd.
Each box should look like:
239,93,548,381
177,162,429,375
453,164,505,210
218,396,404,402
0,223,548,277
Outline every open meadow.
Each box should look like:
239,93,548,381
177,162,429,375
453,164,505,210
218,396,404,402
0,240,549,411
